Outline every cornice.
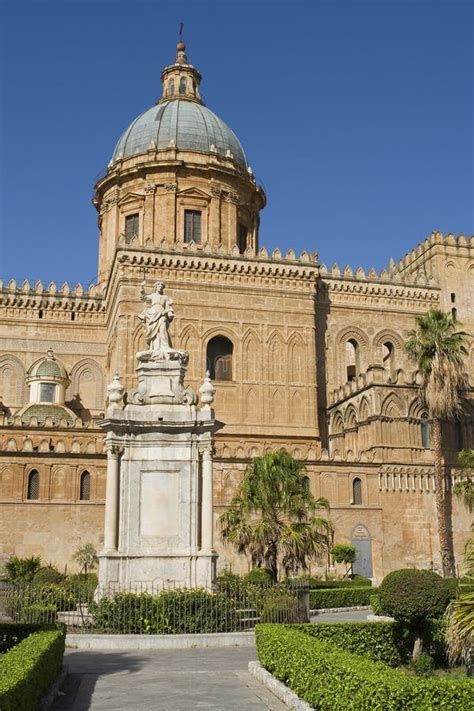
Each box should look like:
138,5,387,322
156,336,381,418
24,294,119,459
0,279,106,314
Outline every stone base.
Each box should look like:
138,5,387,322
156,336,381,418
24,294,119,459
98,551,218,592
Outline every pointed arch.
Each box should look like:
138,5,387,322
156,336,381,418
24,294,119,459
0,354,26,407
289,389,304,424
51,467,68,500
332,411,344,435
288,332,306,383
243,387,260,423
80,470,91,501
67,359,105,411
0,466,14,499
180,323,200,379
380,392,404,418
242,330,260,381
267,331,285,383
26,469,40,500
359,397,370,422
269,388,284,423
344,405,358,428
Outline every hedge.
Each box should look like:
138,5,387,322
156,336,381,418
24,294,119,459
0,623,46,654
256,625,474,710
0,628,65,711
310,586,373,608
292,622,402,666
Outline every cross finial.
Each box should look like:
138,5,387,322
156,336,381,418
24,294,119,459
179,21,184,42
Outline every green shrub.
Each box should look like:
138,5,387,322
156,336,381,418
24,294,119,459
370,592,383,615
215,570,242,594
255,624,474,710
22,605,57,625
63,573,98,604
0,624,46,654
90,589,239,634
244,568,272,586
307,577,372,589
409,652,435,678
0,628,65,711
292,621,403,666
33,566,65,586
260,593,300,623
2,556,42,585
352,575,372,587
5,585,76,621
310,586,373,609
379,570,450,626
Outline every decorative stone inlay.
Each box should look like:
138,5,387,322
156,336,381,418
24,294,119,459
144,183,156,195
164,183,177,192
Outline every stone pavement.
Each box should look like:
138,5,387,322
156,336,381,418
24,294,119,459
311,609,370,623
52,646,287,710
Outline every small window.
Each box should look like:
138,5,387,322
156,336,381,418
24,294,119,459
451,292,456,303
451,307,457,321
421,418,430,449
80,471,91,501
179,78,187,94
184,210,201,243
207,336,233,381
125,213,139,243
40,383,56,403
38,309,43,319
27,470,39,500
168,79,175,95
352,477,362,505
302,475,310,492
237,224,248,254
346,339,359,382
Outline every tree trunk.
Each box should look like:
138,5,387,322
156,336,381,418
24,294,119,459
432,418,456,577
413,636,423,661
266,542,278,583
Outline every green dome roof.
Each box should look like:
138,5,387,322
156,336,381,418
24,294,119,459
20,405,74,425
36,360,61,377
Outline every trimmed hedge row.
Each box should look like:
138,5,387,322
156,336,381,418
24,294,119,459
0,623,46,654
256,625,474,710
0,628,65,711
310,586,373,608
292,622,402,666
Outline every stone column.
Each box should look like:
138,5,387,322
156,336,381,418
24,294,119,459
201,446,214,551
103,445,121,552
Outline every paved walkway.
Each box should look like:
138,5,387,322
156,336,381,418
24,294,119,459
52,646,287,710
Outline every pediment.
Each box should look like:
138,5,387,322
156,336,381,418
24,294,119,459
177,187,210,200
118,192,145,206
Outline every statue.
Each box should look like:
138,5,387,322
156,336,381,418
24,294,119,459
137,281,186,362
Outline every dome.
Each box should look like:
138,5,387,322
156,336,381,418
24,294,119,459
36,360,61,378
112,100,247,169
20,404,74,426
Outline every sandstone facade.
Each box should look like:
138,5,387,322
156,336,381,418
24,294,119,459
0,43,472,582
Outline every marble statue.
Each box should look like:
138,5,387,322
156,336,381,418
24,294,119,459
137,281,185,362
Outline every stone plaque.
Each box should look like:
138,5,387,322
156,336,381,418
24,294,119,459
139,470,179,538
352,524,370,540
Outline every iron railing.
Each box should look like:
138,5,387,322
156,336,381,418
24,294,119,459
0,580,310,634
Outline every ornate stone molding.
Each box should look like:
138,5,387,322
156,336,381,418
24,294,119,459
164,183,177,192
144,183,157,195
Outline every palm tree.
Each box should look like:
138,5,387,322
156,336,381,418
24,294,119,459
446,539,474,674
405,308,470,577
454,449,474,514
219,449,332,582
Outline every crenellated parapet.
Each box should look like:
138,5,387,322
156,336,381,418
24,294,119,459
0,279,106,320
391,231,473,276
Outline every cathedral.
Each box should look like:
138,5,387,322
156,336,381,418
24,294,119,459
0,42,472,582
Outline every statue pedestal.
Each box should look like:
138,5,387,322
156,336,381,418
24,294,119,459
98,359,219,592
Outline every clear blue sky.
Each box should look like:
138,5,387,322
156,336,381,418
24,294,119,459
1,0,472,285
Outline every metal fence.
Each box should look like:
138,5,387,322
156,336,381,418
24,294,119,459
0,580,310,635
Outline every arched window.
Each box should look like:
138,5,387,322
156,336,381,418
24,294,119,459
451,307,457,322
302,475,310,492
80,471,91,501
168,79,174,95
352,477,362,505
346,339,359,382
27,469,39,500
382,341,395,374
179,78,187,94
421,417,430,449
207,336,233,381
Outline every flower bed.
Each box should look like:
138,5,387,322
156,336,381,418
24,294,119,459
255,625,474,710
0,627,65,711
310,586,373,609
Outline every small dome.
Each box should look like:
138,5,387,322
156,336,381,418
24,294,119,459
113,100,247,169
36,360,61,377
20,404,74,426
